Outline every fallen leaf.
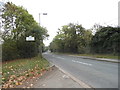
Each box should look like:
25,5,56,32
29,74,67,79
25,74,29,77
15,82,19,85
9,85,14,88
19,82,22,85
7,72,10,74
10,75,16,79
30,84,33,87
2,77,5,81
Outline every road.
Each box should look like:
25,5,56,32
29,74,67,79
43,52,118,88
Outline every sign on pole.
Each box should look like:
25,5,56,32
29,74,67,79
26,36,35,41
43,13,47,15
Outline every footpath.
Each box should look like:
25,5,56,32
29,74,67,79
15,65,91,88
32,66,82,88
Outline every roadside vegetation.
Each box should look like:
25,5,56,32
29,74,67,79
0,2,49,88
49,23,119,59
1,2,49,61
53,52,118,60
2,55,49,88
72,54,118,60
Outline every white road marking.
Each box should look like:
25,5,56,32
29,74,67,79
51,55,92,66
62,75,69,79
42,84,46,87
57,57,65,60
51,55,65,60
72,60,92,66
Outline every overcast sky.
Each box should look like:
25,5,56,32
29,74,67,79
1,0,119,46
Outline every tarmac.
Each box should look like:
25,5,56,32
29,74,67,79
15,65,85,88
32,66,82,88
14,55,119,89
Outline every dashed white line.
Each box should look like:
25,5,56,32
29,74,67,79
72,60,92,66
57,57,65,60
51,55,92,66
51,55,65,60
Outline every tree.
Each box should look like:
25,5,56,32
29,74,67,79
1,2,49,61
1,2,37,41
91,26,120,55
49,23,93,53
92,23,103,35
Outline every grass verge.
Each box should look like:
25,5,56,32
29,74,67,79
53,52,119,60
2,55,49,88
75,54,119,60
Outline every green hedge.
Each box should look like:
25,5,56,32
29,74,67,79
2,39,40,61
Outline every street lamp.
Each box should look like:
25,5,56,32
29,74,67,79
39,13,47,55
39,13,47,26
118,1,120,27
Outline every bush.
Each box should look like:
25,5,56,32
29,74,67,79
91,26,120,55
2,40,19,61
2,38,39,61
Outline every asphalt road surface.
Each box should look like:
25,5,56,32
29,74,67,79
43,52,118,88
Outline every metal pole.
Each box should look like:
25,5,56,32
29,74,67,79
39,13,40,26
38,13,47,56
39,13,42,56
118,1,120,27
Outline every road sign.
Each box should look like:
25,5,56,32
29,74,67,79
26,36,35,41
43,13,47,15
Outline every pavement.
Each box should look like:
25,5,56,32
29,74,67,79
15,65,87,88
42,52,118,88
32,65,83,88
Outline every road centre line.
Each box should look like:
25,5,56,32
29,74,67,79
72,60,92,66
56,57,65,60
52,55,65,60
52,55,92,66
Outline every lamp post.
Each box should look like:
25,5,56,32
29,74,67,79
118,1,120,27
39,13,47,55
39,13,47,26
